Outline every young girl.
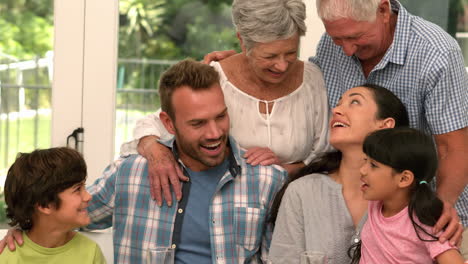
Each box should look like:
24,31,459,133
354,128,464,263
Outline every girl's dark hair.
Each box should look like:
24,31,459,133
350,128,442,264
4,147,87,230
269,84,409,224
363,127,442,233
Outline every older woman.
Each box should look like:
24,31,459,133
120,0,330,205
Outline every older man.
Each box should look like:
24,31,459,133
310,0,467,249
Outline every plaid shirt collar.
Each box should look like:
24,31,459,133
160,135,242,178
387,0,410,66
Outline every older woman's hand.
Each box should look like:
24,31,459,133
244,147,281,166
434,201,464,246
137,136,188,207
202,50,237,64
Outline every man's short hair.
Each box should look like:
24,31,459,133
159,59,220,119
4,147,87,230
316,0,390,22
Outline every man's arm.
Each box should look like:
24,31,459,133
433,127,468,244
435,127,468,205
86,158,124,229
137,135,186,207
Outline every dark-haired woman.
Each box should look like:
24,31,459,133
268,84,410,263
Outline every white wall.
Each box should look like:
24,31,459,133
52,0,119,184
300,0,325,60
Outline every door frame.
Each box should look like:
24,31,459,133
52,0,119,183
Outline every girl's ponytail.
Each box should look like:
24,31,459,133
408,179,443,241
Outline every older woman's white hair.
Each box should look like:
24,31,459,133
316,0,392,22
232,0,306,52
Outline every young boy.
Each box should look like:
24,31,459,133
0,147,105,263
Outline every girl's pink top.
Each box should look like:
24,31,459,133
360,201,456,264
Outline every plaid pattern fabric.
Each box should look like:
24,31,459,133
310,0,468,226
86,137,287,263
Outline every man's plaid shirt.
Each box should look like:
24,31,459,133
86,137,287,263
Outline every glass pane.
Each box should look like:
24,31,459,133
400,0,468,66
116,0,239,155
0,0,53,227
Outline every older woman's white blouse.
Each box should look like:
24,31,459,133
120,61,330,164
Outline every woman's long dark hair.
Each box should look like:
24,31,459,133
269,83,409,224
349,128,442,264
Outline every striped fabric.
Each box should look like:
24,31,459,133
86,137,287,263
310,0,468,225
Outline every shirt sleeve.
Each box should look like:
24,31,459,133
261,169,288,261
414,220,457,260
93,244,107,264
308,33,329,69
425,48,468,134
86,158,124,230
269,183,306,264
119,109,173,155
303,68,332,165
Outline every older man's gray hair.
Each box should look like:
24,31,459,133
317,0,392,22
232,0,306,52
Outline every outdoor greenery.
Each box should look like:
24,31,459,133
117,0,239,94
0,112,51,174
0,0,53,59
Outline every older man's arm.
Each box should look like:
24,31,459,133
434,127,468,244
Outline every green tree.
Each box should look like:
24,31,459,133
0,0,53,59
117,0,239,96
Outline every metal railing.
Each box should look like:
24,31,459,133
0,57,176,177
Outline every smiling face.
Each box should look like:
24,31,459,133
162,84,230,172
47,181,91,230
243,33,300,84
360,156,401,201
329,87,391,150
322,1,394,65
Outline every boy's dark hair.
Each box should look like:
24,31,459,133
269,84,409,225
159,58,220,120
4,147,87,230
350,128,442,264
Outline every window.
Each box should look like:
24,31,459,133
115,0,239,154
0,0,53,228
